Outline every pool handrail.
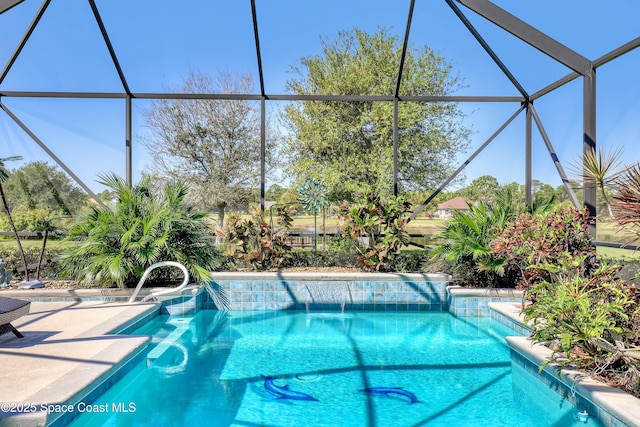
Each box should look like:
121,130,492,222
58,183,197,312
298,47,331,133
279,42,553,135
128,261,190,303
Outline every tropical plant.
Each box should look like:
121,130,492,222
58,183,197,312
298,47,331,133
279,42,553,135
431,189,521,287
338,193,411,271
297,177,329,250
0,155,29,280
490,206,596,295
524,256,639,385
569,146,627,218
219,207,293,271
60,173,220,288
612,163,640,246
33,215,67,280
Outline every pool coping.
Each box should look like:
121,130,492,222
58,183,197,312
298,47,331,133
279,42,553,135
210,271,452,281
0,288,153,301
490,302,640,427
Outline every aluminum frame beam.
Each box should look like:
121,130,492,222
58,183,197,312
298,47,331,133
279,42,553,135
125,96,132,186
0,0,51,85
393,99,399,196
0,101,106,208
525,103,532,204
583,68,597,237
529,103,580,209
0,91,525,103
445,0,528,99
88,0,131,95
456,0,591,74
395,0,415,98
251,0,265,97
0,0,23,14
408,103,526,221
532,36,640,101
594,36,640,68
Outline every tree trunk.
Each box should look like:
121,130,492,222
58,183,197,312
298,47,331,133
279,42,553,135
36,231,49,280
0,184,29,281
215,201,226,246
600,184,614,219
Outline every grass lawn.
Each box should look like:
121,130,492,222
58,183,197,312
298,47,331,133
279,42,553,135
289,215,446,233
596,221,637,244
0,239,70,250
597,246,640,260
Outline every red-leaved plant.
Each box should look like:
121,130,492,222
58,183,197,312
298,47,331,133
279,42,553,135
490,206,597,297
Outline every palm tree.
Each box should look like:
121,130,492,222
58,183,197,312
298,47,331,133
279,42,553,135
33,215,67,280
569,146,627,219
60,173,221,289
431,189,521,287
0,156,29,281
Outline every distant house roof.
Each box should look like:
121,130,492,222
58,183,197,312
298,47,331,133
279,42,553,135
436,196,470,210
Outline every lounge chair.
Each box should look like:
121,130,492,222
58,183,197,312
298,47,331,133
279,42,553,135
0,297,30,338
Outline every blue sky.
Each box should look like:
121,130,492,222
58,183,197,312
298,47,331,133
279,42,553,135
0,0,639,194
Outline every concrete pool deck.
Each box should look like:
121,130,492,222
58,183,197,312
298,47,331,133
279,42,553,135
0,301,158,427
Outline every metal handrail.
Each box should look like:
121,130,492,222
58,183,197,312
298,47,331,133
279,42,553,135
128,261,190,303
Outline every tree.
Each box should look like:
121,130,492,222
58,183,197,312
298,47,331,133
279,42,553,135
60,173,220,288
282,28,469,201
33,215,66,280
0,156,29,280
3,161,88,216
265,184,287,203
141,70,278,230
568,146,627,219
532,180,556,201
458,175,500,203
501,182,524,201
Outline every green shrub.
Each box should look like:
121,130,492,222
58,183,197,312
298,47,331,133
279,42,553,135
0,246,65,279
60,174,220,288
284,250,358,269
338,193,413,272
431,190,520,287
524,256,640,396
0,205,71,233
385,250,430,273
219,207,293,271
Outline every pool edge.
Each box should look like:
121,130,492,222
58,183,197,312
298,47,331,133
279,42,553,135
490,302,640,427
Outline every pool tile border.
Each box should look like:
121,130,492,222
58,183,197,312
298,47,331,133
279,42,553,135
447,286,523,317
208,272,455,312
507,336,640,427
491,302,640,427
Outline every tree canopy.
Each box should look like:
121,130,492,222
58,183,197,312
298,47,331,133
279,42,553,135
282,27,470,202
141,70,279,227
2,161,88,215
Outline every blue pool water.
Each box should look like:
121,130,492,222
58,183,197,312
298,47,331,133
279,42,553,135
71,311,603,427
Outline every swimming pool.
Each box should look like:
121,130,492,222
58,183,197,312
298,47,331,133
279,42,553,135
71,311,602,426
